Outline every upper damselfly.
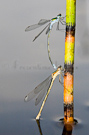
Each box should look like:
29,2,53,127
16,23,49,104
24,65,64,120
25,14,66,41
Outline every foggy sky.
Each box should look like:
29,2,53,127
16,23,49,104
0,0,89,71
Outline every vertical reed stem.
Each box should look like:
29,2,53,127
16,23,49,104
64,0,76,123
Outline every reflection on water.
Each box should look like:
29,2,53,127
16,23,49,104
62,124,73,135
36,119,74,135
36,117,78,135
36,120,43,135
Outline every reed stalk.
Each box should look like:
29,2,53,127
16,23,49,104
64,0,76,123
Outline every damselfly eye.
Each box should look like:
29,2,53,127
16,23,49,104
58,65,62,68
57,14,62,17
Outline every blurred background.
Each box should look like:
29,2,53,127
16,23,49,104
0,0,89,71
0,0,89,134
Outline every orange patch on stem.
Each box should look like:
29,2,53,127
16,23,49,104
64,72,73,103
65,35,75,43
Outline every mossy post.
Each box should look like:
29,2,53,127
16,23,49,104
64,0,76,123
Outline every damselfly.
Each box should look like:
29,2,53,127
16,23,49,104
25,14,66,41
24,65,64,120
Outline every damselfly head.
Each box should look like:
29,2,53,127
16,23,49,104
58,65,64,71
57,14,62,17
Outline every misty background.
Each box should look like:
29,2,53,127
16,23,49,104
0,0,89,134
0,0,89,71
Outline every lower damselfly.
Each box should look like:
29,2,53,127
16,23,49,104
25,14,66,41
24,65,64,120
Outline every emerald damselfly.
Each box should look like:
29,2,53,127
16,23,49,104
25,14,66,69
25,14,66,41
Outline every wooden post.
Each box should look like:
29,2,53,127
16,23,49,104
64,0,76,123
